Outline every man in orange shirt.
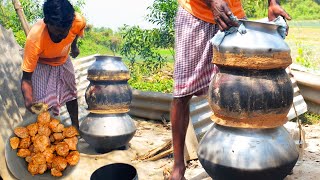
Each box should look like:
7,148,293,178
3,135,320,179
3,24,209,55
170,0,291,179
21,0,86,129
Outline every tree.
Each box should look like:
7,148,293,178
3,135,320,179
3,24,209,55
146,0,177,59
119,0,178,71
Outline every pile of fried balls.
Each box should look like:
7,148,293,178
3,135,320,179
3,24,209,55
10,111,80,177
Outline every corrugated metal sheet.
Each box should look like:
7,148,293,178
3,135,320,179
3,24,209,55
291,69,320,114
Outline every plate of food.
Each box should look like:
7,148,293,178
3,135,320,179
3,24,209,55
5,107,80,180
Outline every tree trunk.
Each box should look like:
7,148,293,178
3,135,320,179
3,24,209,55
12,0,30,36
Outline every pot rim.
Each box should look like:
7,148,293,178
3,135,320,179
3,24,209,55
94,55,122,60
239,19,279,30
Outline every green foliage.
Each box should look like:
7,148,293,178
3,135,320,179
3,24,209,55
119,0,177,81
296,47,312,68
126,61,173,93
120,25,165,71
242,0,320,19
146,0,177,50
242,0,268,18
78,26,120,57
296,112,320,125
14,30,27,46
294,40,317,69
283,0,320,20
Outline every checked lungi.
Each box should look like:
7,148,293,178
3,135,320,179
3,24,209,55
31,57,77,116
173,6,219,97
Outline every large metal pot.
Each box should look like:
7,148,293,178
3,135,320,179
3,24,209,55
80,113,136,153
85,81,132,113
208,67,293,128
213,20,292,70
87,55,130,81
198,124,299,180
85,55,132,113
200,19,298,179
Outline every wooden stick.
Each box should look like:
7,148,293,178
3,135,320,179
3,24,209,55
147,147,173,161
12,0,30,36
137,140,172,160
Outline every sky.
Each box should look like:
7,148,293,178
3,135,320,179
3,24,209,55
82,0,158,30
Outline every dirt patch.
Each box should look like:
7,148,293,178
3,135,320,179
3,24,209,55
133,117,320,180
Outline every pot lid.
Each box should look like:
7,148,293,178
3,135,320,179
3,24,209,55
87,55,130,81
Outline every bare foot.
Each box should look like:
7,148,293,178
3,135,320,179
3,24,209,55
170,164,186,180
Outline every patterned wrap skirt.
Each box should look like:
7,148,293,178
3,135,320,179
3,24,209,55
173,6,219,97
32,57,77,115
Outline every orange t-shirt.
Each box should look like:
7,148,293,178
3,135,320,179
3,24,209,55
178,0,245,24
22,12,86,72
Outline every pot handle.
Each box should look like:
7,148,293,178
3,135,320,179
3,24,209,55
210,14,247,48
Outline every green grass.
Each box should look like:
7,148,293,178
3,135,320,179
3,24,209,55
285,21,320,70
295,112,320,125
155,48,175,62
78,39,114,58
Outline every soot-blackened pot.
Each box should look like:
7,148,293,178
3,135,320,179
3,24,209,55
198,124,299,180
208,67,293,128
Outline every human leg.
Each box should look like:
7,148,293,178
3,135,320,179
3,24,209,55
66,99,79,129
171,5,218,180
170,95,192,180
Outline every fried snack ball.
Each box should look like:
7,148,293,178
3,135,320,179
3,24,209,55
10,137,20,149
31,134,38,143
17,149,31,158
64,137,78,151
38,124,51,137
49,134,55,143
28,162,39,175
49,118,60,129
63,126,79,138
56,142,69,157
53,133,65,141
34,135,50,152
19,137,31,149
26,123,38,137
25,156,32,163
52,124,64,133
37,111,51,125
66,151,80,166
43,147,55,163
52,156,68,171
38,164,47,174
32,153,46,165
14,127,29,138
51,168,62,177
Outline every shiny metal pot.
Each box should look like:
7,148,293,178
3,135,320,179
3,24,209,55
87,55,130,81
80,113,136,153
213,20,292,70
198,124,299,180
85,55,132,113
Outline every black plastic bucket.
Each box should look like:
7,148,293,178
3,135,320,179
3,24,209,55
91,163,138,180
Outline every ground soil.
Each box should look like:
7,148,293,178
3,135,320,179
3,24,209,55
131,117,320,180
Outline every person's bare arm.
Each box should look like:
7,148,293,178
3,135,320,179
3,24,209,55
21,71,34,113
268,0,291,35
70,35,80,58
